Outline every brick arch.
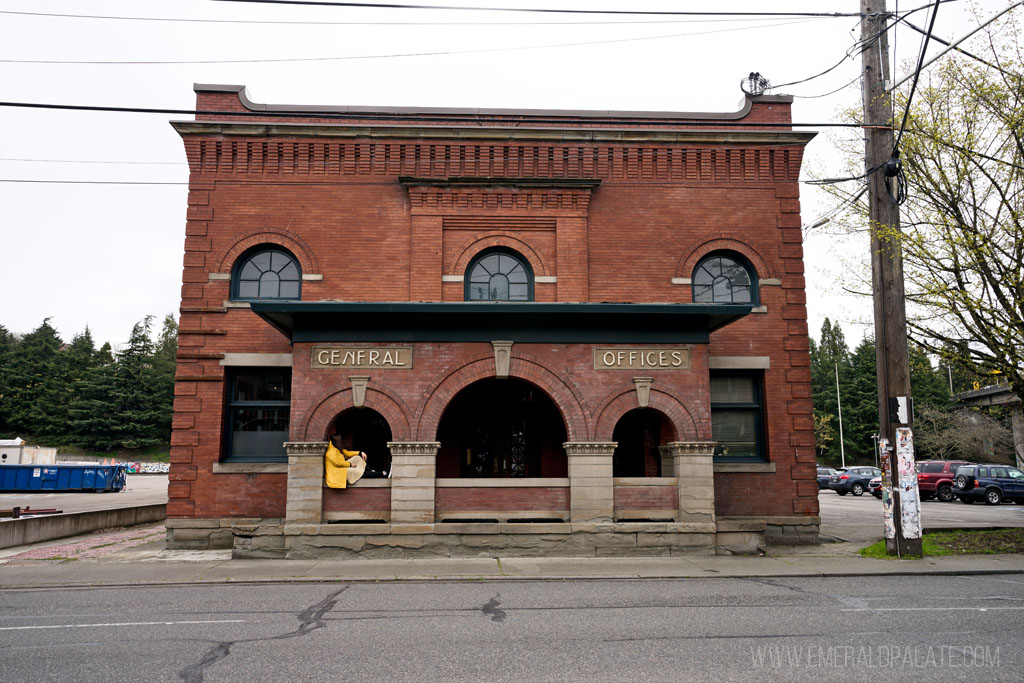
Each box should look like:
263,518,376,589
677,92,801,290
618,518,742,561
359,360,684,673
451,235,550,277
676,238,771,285
301,386,412,441
216,228,320,275
593,388,698,442
414,357,588,441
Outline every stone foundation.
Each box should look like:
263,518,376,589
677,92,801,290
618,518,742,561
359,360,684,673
165,517,265,550
227,520,724,559
169,516,817,554
724,516,821,545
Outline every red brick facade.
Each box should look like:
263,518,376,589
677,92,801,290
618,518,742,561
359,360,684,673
169,84,819,540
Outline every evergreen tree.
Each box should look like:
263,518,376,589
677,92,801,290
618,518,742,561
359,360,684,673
110,317,166,450
843,337,881,465
0,324,17,434
908,343,951,410
4,319,65,439
69,317,168,451
67,354,119,450
810,318,853,465
152,314,178,441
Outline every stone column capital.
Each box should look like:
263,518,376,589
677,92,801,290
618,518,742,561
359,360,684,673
564,441,618,457
663,441,716,458
387,441,441,457
285,441,329,457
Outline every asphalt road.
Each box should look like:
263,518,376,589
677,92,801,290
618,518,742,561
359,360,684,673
1,575,1021,682
0,475,168,514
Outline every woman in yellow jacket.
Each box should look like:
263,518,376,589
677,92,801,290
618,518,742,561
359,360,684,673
324,442,366,489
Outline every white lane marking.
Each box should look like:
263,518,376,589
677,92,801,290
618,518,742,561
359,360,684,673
841,607,1024,612
0,619,246,631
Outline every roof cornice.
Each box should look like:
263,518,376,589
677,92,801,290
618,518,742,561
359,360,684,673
192,83,795,121
171,120,816,146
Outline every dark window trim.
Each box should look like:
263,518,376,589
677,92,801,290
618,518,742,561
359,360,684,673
230,245,302,302
692,251,760,305
710,369,768,463
464,247,535,302
223,367,292,463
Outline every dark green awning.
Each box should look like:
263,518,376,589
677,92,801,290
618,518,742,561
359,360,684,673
249,301,751,344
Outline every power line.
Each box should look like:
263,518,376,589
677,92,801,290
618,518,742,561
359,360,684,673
893,0,941,151
895,15,1019,78
771,1,943,91
212,1,862,18
791,74,861,99
0,18,823,65
0,179,188,185
0,157,184,165
0,100,878,129
0,8,851,26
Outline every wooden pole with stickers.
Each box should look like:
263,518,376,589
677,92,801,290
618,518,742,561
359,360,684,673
860,0,923,556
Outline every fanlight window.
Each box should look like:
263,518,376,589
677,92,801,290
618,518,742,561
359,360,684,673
692,255,755,304
466,251,532,301
233,248,301,300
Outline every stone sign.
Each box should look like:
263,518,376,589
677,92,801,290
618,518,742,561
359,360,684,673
594,348,690,370
311,346,412,369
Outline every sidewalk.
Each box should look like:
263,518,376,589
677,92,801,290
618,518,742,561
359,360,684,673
1,521,1022,589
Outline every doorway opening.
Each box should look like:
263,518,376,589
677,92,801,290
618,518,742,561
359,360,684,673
612,408,674,477
436,378,568,478
325,407,393,475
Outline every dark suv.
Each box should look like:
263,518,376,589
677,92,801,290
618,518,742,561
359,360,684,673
828,466,882,496
953,464,1024,505
916,460,969,502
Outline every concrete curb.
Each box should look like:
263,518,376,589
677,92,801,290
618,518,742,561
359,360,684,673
2,552,1022,589
3,567,1023,591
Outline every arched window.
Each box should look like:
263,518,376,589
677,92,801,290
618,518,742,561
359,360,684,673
232,247,301,301
692,253,757,304
465,249,533,301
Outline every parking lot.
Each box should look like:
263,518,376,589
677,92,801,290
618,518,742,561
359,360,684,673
817,488,1024,544
0,475,168,515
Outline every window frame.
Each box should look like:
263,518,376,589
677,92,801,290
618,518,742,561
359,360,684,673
709,370,768,463
464,248,535,302
230,246,302,302
691,252,759,305
222,367,292,463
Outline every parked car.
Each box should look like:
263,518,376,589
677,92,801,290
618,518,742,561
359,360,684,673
868,476,883,499
953,464,1024,505
915,460,970,502
829,466,882,496
817,467,838,489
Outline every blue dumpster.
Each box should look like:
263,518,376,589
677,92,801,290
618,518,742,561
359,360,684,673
0,464,127,492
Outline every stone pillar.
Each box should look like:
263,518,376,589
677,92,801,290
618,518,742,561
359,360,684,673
658,445,674,478
565,442,616,524
388,441,440,524
665,441,716,523
285,441,328,526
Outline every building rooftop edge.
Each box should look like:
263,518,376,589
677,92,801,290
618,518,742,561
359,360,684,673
192,83,794,121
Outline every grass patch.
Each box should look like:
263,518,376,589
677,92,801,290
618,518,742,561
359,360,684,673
860,528,1024,559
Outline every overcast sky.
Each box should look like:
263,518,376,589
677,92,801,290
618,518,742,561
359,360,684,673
0,0,1004,349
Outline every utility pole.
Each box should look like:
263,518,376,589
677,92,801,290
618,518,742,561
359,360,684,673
860,0,922,556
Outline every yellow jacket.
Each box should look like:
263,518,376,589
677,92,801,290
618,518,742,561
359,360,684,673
324,444,367,489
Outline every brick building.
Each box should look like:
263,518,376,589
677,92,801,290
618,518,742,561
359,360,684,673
166,84,820,557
